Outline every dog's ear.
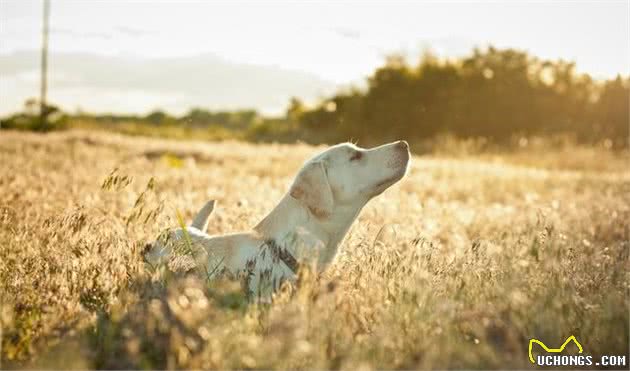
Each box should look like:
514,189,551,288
290,161,334,219
191,200,215,231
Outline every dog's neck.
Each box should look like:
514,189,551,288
253,193,364,267
254,194,321,240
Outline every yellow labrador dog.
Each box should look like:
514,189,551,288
144,141,410,299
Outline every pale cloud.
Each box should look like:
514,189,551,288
0,51,335,115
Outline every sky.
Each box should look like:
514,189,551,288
0,0,629,116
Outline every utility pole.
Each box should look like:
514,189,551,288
40,0,50,126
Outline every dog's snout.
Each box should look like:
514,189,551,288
396,140,409,151
143,242,152,254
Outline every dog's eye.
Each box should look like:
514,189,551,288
349,151,363,161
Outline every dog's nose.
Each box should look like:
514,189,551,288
396,140,409,151
143,243,153,254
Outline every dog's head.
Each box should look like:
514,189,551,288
290,140,410,219
143,200,215,266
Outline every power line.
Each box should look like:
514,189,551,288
40,0,50,126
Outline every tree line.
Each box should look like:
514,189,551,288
293,47,628,147
2,46,628,148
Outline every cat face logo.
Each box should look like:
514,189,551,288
528,335,583,363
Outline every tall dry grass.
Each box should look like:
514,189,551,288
0,130,628,369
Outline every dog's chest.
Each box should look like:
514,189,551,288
220,239,297,299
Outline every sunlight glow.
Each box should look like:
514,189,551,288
0,0,628,115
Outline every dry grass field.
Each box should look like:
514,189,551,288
0,130,628,369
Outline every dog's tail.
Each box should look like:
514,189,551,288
191,200,215,231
